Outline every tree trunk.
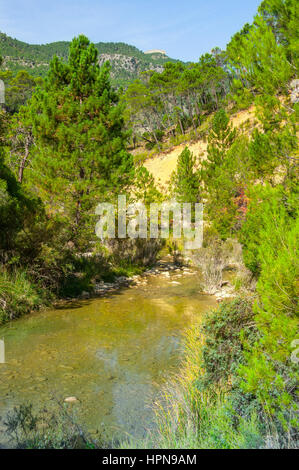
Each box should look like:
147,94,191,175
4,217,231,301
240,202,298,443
153,131,161,151
178,117,184,135
18,135,31,183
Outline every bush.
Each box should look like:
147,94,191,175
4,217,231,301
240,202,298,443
239,184,297,275
239,209,299,425
199,298,257,388
0,269,48,324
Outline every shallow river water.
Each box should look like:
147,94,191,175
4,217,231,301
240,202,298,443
0,266,216,443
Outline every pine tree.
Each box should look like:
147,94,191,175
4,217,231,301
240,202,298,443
123,79,163,150
202,109,236,182
171,147,200,203
239,185,299,422
0,70,41,114
201,110,242,238
29,35,134,248
227,15,292,96
258,0,299,68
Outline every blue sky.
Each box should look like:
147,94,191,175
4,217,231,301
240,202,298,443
0,0,261,61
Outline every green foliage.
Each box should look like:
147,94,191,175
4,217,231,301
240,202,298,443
198,298,257,388
0,1,298,448
0,69,42,113
131,308,294,450
29,35,134,249
123,78,165,150
226,23,252,65
134,166,163,205
239,187,299,422
229,16,292,95
248,128,279,178
0,269,48,324
57,253,109,297
229,78,254,111
124,55,229,145
144,129,164,150
6,106,34,183
0,32,179,87
239,184,297,274
201,110,244,238
150,388,265,449
136,295,297,449
170,147,200,203
0,109,42,253
203,109,237,178
258,0,299,68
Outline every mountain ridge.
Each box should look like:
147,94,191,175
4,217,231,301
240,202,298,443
0,32,180,86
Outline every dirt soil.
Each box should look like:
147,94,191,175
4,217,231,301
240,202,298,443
143,106,256,189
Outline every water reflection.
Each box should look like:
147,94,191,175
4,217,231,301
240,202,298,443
0,269,216,441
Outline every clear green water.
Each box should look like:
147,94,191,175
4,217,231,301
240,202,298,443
0,269,216,442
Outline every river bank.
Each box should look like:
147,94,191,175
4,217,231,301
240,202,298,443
1,241,240,328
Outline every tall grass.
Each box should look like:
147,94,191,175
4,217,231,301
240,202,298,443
146,326,263,449
0,269,48,324
121,323,296,449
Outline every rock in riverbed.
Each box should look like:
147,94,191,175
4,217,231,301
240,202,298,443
64,396,79,403
80,291,90,299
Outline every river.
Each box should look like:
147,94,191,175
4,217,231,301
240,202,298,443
0,264,216,444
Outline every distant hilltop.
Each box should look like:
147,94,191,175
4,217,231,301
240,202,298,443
0,32,179,87
144,49,166,55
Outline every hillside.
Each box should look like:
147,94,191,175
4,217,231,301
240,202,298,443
144,106,256,189
0,32,179,87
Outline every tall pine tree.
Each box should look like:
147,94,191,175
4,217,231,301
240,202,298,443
29,35,134,248
202,109,236,183
171,147,200,203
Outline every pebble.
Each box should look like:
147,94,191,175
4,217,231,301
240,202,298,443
64,396,79,403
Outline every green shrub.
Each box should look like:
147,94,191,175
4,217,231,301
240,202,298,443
198,298,257,388
239,210,299,424
0,269,48,324
170,147,200,204
240,184,297,275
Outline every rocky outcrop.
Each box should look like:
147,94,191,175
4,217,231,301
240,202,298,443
98,53,164,80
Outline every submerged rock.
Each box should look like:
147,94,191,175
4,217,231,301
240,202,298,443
116,276,128,283
64,396,79,403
